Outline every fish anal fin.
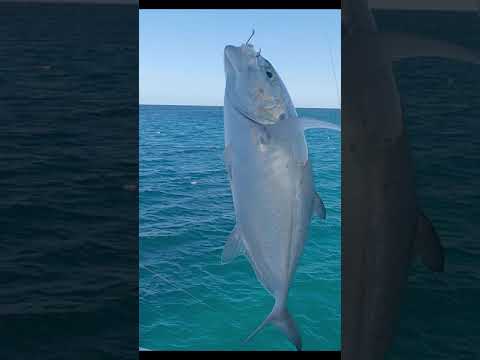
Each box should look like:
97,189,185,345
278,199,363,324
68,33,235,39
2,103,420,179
415,211,444,272
221,225,245,264
313,192,326,220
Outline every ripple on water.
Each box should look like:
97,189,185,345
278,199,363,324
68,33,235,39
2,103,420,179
140,105,340,350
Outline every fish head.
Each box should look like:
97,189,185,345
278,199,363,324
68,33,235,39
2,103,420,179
224,43,296,125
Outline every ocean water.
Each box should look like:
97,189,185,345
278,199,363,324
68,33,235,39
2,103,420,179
0,3,138,359
139,105,341,350
374,10,480,360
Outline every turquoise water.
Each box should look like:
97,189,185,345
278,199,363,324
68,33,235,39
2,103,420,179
139,105,340,350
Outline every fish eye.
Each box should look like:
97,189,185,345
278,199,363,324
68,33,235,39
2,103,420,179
266,71,273,79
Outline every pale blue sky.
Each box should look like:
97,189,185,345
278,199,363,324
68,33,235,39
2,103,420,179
139,10,341,109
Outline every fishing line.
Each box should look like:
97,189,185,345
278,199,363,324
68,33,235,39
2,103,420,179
142,264,218,312
325,30,340,108
246,29,255,46
142,264,244,329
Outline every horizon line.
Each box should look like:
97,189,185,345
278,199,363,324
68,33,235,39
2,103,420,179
139,103,341,110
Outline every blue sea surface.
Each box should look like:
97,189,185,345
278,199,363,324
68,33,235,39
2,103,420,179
374,10,480,360
0,3,138,358
139,105,341,350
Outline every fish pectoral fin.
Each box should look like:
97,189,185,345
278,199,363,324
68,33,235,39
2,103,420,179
221,225,245,264
299,117,341,132
380,32,480,65
313,192,326,219
414,211,444,272
224,144,233,180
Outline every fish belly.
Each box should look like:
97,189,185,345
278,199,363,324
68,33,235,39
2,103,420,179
230,137,311,299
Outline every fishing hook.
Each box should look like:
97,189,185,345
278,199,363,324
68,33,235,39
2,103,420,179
246,29,255,46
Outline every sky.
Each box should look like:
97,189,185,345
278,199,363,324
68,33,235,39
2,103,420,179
139,10,341,109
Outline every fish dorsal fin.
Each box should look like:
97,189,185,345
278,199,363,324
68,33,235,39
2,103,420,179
414,211,444,272
221,225,245,264
379,32,480,65
313,192,326,219
299,117,341,132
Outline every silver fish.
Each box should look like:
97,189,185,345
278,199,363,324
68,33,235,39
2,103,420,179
222,39,340,350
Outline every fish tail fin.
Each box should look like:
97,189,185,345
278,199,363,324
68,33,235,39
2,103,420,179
243,302,302,351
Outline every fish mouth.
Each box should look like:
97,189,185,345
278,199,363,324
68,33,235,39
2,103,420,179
224,44,256,72
224,45,277,126
224,55,234,78
224,45,241,72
